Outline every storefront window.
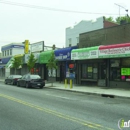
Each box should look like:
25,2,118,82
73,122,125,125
93,64,98,79
121,58,130,81
87,64,93,79
110,59,120,81
110,58,130,81
81,63,98,79
81,64,87,78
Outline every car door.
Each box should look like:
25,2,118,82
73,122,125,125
8,75,12,84
10,75,14,84
19,75,26,86
23,75,28,87
5,76,10,84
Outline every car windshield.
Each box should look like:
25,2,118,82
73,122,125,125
30,75,41,79
13,75,22,78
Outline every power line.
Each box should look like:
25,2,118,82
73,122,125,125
0,0,123,15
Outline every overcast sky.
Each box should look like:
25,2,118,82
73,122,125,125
0,0,130,50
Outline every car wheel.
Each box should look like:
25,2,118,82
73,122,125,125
26,83,29,88
5,81,7,84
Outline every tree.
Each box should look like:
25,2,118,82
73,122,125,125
104,16,115,23
46,51,58,86
11,56,23,74
27,53,37,73
105,16,130,24
116,16,130,24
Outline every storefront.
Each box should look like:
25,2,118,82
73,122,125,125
1,57,12,77
71,46,108,86
71,42,130,87
54,46,77,82
39,50,55,81
99,42,130,88
5,54,24,75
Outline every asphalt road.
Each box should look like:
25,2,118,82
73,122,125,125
0,82,130,130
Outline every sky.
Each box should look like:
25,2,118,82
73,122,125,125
0,0,130,50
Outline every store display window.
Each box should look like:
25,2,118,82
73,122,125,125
81,63,98,79
110,58,130,81
121,58,130,81
110,59,120,81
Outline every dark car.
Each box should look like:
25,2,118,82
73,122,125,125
17,74,45,88
5,75,22,85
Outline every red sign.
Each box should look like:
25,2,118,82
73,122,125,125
69,64,75,69
99,43,130,50
99,43,130,58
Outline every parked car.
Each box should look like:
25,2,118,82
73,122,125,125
17,74,45,88
5,75,22,85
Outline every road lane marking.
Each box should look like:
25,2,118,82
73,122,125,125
0,93,114,130
45,94,77,100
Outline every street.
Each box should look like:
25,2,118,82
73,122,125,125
0,82,130,130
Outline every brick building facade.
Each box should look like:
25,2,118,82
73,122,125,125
79,23,130,48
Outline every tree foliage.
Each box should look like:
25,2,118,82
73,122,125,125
105,16,130,24
27,53,37,72
11,56,23,74
46,51,57,86
116,16,130,24
105,16,115,23
46,51,57,70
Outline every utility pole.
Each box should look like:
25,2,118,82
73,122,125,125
115,3,129,18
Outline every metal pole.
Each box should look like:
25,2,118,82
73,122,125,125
115,3,128,17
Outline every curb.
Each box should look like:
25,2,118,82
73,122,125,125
44,87,130,99
1,80,130,99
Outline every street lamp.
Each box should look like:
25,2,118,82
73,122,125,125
115,3,129,17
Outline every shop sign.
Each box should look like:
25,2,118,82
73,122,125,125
55,52,70,60
121,68,130,75
88,67,92,72
2,45,24,51
13,45,24,48
99,46,130,58
66,72,75,79
31,41,44,52
66,72,70,78
71,50,98,60
69,73,75,79
111,62,119,67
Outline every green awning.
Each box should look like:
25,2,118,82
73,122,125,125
5,57,14,68
71,46,99,60
39,50,54,64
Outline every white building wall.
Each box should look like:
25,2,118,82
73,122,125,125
66,17,104,47
12,48,24,56
1,43,25,58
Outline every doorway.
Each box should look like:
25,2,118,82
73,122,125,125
98,62,107,87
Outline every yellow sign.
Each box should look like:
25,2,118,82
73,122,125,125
24,40,29,54
88,67,92,72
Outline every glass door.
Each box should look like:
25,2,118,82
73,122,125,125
98,62,107,86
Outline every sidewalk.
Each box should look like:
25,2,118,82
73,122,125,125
45,82,130,99
1,79,130,99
